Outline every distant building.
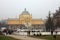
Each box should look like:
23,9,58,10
7,8,45,30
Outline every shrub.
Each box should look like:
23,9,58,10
0,31,3,35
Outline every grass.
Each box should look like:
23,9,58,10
30,35,60,40
0,35,20,40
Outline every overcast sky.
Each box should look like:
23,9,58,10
0,0,60,20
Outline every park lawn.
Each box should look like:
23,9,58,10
30,35,60,40
0,35,20,40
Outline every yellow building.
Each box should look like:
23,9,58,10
7,8,44,29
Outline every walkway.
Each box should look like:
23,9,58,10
7,35,45,40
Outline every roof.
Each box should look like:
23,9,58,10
8,18,18,20
32,18,42,20
21,8,30,15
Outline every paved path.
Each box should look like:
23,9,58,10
7,35,45,40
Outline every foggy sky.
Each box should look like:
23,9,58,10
0,0,60,20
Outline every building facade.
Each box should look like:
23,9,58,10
7,8,44,30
